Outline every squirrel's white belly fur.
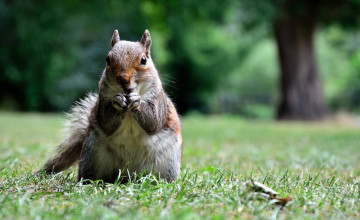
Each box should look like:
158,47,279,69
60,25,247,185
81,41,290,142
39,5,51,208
95,112,181,180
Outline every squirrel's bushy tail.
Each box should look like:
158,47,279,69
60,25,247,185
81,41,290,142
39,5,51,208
39,93,98,174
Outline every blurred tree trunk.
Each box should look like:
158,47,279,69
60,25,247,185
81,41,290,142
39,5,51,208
274,18,327,120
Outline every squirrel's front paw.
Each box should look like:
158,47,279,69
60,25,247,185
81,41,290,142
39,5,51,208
112,94,127,111
127,93,140,111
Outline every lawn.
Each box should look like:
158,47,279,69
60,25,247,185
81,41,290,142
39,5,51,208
0,112,359,219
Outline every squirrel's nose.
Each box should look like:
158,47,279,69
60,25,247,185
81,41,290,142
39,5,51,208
116,72,131,85
118,77,130,86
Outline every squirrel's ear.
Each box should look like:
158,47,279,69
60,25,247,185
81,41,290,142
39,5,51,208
111,30,120,48
140,29,152,57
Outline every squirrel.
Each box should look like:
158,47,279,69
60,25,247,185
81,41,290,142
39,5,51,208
39,29,182,183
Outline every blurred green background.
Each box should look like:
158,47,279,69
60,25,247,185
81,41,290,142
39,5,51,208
1,0,360,120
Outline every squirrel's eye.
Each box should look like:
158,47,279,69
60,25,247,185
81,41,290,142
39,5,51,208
140,55,147,66
106,56,110,66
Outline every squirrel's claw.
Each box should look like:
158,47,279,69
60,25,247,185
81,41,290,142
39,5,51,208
112,94,128,111
127,93,140,111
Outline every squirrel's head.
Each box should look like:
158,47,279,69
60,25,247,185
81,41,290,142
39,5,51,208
104,29,158,95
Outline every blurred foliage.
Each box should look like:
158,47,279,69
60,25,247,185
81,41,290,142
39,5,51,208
239,0,360,27
211,39,279,117
0,0,359,115
317,27,360,113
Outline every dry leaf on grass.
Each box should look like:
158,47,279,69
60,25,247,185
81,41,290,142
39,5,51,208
243,179,293,207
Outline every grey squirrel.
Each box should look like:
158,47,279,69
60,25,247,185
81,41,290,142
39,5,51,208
39,29,182,182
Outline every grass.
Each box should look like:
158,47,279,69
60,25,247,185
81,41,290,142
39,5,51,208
0,112,359,219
